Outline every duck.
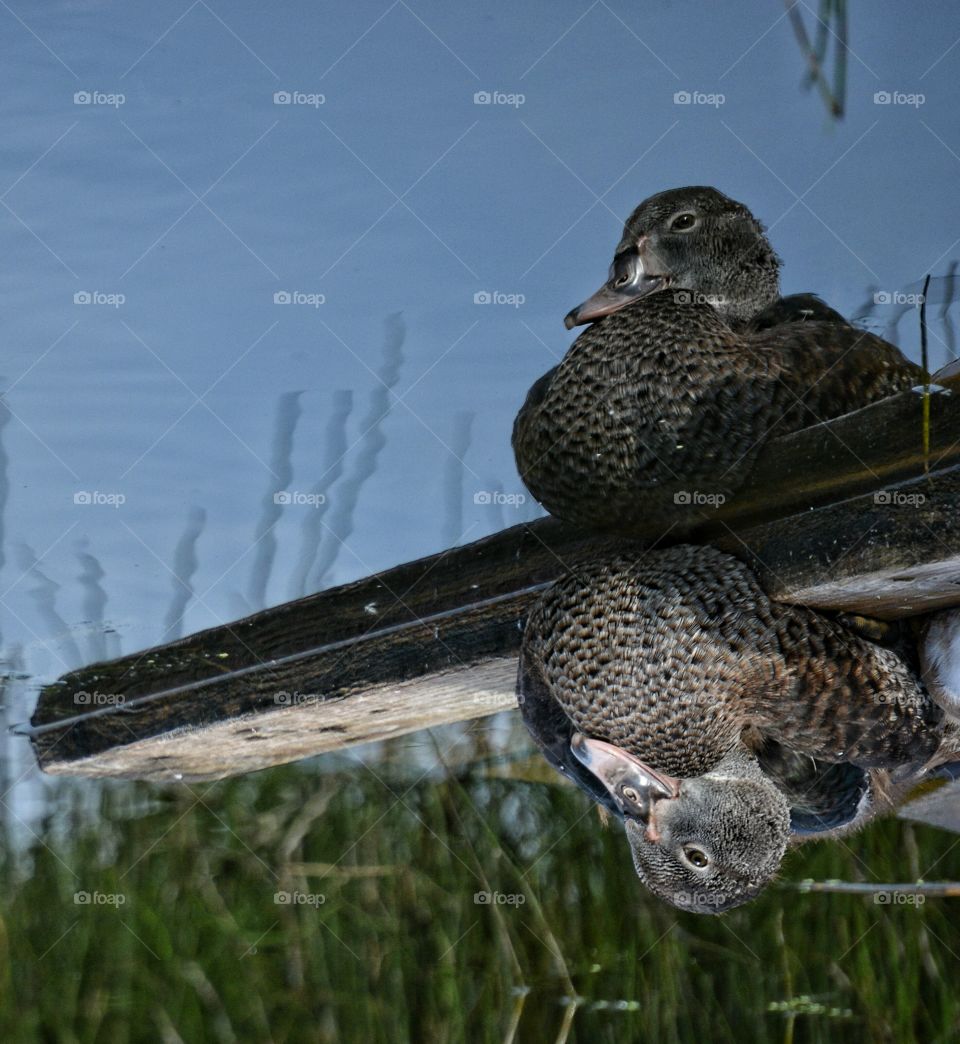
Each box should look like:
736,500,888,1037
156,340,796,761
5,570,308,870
745,292,845,332
512,187,924,535
518,543,960,913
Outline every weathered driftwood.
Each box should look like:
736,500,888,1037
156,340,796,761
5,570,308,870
27,383,960,781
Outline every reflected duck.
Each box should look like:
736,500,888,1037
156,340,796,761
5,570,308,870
518,545,960,913
513,187,923,535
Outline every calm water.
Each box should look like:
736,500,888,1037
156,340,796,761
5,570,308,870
3,1,960,1039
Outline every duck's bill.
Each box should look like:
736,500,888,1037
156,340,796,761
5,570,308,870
570,733,680,821
564,254,669,329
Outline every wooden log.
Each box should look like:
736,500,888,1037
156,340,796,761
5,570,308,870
28,524,597,781
730,470,960,618
898,779,960,834
26,383,960,781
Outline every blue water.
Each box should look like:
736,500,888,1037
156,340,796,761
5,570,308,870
2,0,960,799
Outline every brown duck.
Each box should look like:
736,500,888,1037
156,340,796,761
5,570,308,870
518,544,960,913
512,187,924,534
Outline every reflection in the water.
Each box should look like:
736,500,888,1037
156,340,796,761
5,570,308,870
4,713,960,1040
289,388,354,600
162,506,207,642
512,186,926,536
518,545,960,913
441,409,476,548
248,390,304,611
309,314,406,592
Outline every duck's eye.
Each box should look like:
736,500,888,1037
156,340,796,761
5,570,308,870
669,212,697,232
621,785,641,804
683,846,709,869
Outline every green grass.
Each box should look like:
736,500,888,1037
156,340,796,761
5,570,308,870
4,717,960,1043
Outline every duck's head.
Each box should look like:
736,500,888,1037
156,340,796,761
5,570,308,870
571,734,790,914
564,186,781,329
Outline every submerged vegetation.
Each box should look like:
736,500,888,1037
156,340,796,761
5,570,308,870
5,714,960,1043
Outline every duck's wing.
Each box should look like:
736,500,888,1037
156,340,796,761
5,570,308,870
746,293,846,332
757,320,923,431
761,604,945,773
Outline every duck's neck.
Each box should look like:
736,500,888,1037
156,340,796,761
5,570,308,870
691,236,781,326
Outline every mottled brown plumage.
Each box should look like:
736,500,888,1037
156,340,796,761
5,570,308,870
524,545,945,775
512,187,923,534
519,545,959,912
